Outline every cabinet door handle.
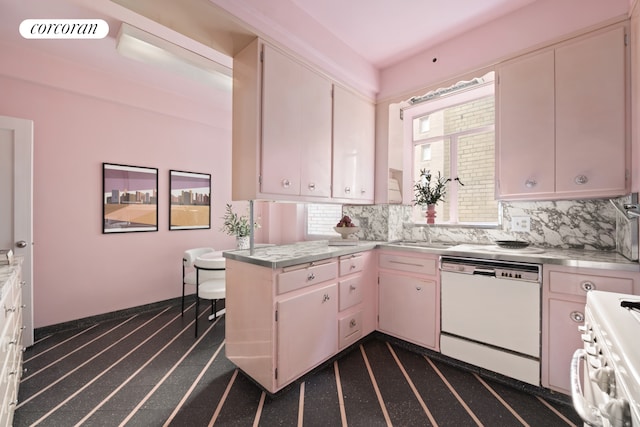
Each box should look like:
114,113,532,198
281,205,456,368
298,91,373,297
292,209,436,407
308,182,316,191
525,179,537,188
574,175,588,185
570,311,585,323
344,186,351,194
580,281,595,292
281,179,291,188
307,273,315,281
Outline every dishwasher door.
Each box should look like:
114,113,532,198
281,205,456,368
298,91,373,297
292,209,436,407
440,270,541,357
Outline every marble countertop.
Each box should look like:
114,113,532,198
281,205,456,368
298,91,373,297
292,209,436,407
223,240,640,271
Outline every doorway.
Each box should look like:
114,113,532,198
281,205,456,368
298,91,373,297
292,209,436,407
0,115,34,347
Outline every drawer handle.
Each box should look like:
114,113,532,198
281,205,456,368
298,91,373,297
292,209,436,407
349,285,357,291
350,319,357,328
389,260,423,268
307,273,315,281
570,311,585,323
580,281,595,292
322,293,330,303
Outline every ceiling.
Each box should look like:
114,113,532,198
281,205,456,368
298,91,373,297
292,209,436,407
289,0,540,68
0,0,541,96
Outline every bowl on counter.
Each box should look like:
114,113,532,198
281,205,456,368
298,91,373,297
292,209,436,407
333,226,360,239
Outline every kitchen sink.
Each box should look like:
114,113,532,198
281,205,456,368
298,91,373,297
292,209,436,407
392,241,457,249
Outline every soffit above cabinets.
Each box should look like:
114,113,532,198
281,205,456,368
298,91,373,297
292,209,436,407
110,0,257,58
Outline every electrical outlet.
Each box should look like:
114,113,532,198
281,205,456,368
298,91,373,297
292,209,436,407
511,216,531,232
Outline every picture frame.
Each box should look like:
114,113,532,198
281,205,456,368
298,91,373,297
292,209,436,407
102,163,158,233
169,170,211,230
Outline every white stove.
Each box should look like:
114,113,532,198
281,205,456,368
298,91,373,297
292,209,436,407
572,290,640,427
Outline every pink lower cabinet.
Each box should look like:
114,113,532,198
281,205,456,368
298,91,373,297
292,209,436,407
226,252,375,394
541,264,639,394
277,283,338,387
377,252,440,350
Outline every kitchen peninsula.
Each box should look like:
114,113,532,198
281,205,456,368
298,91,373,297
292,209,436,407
223,240,640,394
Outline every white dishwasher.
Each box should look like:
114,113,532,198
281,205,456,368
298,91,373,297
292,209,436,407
440,256,542,386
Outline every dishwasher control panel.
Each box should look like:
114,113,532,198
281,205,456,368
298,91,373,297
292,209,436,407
440,256,541,283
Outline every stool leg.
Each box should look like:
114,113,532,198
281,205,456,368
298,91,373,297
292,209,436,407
195,270,199,338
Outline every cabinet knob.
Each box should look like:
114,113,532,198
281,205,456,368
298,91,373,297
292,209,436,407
322,293,330,303
360,188,366,194
525,179,537,188
570,311,585,323
416,286,422,291
350,319,357,328
574,175,588,185
580,281,595,292
307,273,315,281
344,186,351,194
308,183,316,191
281,179,291,188
349,285,357,291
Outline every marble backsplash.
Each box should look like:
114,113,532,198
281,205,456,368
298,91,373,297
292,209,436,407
344,195,639,260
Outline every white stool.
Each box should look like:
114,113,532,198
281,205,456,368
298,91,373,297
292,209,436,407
194,252,226,337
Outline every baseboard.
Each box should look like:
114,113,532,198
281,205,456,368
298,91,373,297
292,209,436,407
33,297,182,342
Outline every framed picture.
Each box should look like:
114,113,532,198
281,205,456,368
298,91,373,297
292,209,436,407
102,163,158,233
169,170,211,230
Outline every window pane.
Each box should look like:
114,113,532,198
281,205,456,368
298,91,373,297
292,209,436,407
412,138,450,223
444,96,495,134
409,77,497,226
457,130,499,223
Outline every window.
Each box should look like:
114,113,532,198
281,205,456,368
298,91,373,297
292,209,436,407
306,203,343,237
405,72,499,225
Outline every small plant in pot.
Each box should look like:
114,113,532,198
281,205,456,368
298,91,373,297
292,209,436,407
412,169,463,224
220,203,259,249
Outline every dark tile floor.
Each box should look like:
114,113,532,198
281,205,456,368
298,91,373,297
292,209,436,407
15,299,582,426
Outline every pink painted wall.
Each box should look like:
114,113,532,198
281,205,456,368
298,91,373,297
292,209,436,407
0,42,250,328
379,0,630,100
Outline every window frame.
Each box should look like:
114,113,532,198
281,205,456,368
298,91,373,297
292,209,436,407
403,77,500,227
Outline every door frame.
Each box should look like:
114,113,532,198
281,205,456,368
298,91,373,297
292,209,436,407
0,115,34,347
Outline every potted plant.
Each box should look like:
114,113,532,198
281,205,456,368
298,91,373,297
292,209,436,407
220,203,259,249
412,169,462,224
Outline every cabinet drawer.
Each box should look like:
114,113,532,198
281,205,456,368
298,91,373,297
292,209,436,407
339,253,366,276
277,261,337,295
339,311,362,349
549,270,633,297
339,276,363,311
379,253,437,276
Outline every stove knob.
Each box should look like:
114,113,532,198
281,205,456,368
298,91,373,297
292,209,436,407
591,366,614,394
601,398,631,427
